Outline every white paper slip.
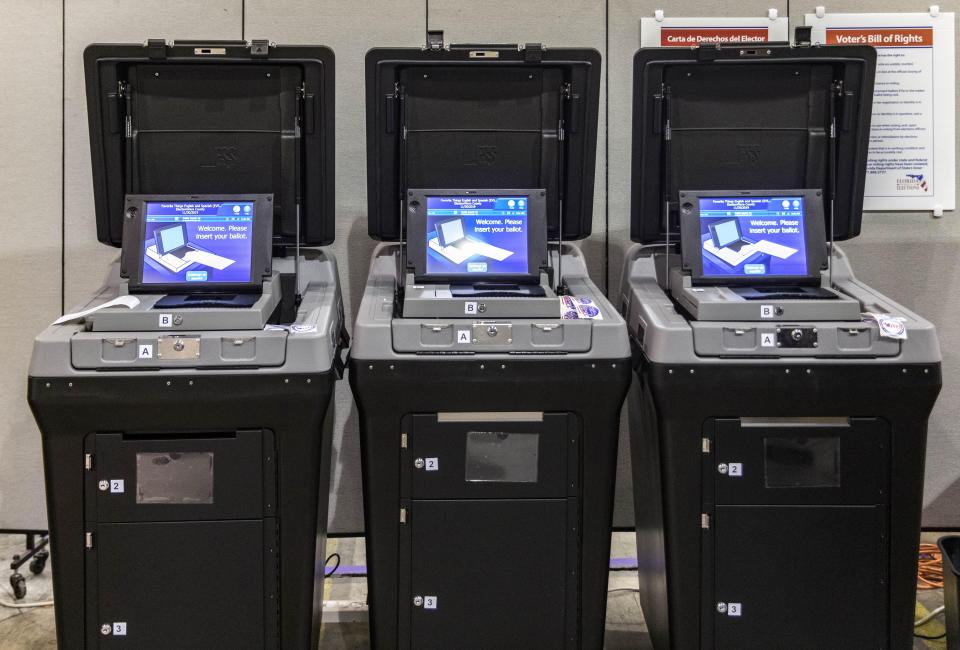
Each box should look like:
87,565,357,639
463,240,514,262
53,295,140,325
753,240,798,260
183,249,236,270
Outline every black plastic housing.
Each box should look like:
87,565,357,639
366,44,601,242
84,40,336,247
630,45,876,244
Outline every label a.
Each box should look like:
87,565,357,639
457,329,471,344
760,332,776,347
138,344,154,359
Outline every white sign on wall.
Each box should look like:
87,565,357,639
806,9,956,214
640,11,789,48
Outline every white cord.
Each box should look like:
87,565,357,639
915,605,945,627
0,597,54,609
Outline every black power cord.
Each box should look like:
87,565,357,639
324,552,341,577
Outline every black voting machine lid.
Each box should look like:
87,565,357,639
630,43,877,244
84,40,335,248
365,40,601,242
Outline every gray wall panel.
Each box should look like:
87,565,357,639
0,0,63,530
245,0,426,533
62,0,243,310
789,1,960,526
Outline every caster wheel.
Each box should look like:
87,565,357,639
29,554,47,575
9,573,26,600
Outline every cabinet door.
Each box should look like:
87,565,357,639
713,417,889,506
710,505,887,649
86,429,274,523
405,498,576,650
86,519,276,649
404,413,575,500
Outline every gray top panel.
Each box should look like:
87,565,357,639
619,244,940,365
30,252,344,377
351,243,629,360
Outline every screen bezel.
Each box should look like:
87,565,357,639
680,189,828,286
121,194,274,294
406,189,548,284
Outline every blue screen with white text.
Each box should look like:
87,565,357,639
698,196,809,278
142,201,255,285
425,196,529,276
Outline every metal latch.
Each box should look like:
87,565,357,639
697,44,720,61
250,39,270,57
157,336,201,360
146,38,166,60
795,25,813,46
85,532,94,549
524,42,543,62
472,322,512,345
426,30,444,51
84,453,94,470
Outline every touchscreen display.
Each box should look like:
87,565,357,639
697,196,809,278
425,196,530,276
142,201,255,285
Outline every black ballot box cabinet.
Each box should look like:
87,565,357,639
82,430,278,646
621,41,943,648
398,413,580,649
28,39,342,649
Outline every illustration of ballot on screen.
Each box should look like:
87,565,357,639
429,215,515,265
146,223,237,274
702,217,798,269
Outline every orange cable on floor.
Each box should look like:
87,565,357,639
917,542,943,590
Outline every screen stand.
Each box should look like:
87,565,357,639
555,197,565,295
294,203,302,304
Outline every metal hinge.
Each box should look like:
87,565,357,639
400,508,407,524
426,30,444,51
524,42,543,63
84,453,93,470
701,514,710,529
702,438,710,453
85,532,94,549
401,433,408,449
146,38,166,60
251,39,270,57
